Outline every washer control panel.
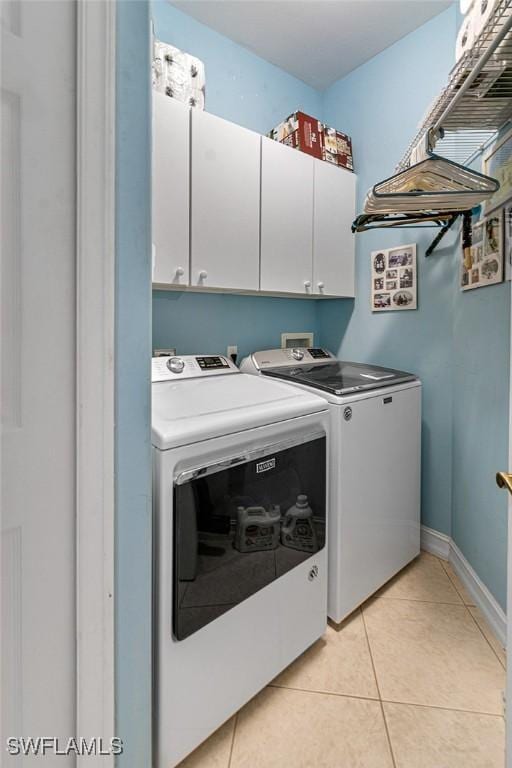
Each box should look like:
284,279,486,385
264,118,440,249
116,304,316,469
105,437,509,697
308,348,331,360
248,348,335,370
152,355,238,382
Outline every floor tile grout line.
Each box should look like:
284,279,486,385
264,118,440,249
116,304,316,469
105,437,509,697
437,558,506,670
268,680,505,719
376,596,465,606
360,605,398,768
227,713,238,768
380,697,506,718
267,682,380,703
438,557,476,607
377,554,466,606
359,607,382,700
378,700,398,768
465,605,507,671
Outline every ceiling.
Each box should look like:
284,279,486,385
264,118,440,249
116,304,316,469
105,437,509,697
171,0,453,90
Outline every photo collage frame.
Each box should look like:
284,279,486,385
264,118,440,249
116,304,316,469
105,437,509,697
371,244,417,312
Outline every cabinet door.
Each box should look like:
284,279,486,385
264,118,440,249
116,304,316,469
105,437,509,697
260,138,314,294
152,92,190,286
190,110,260,290
313,161,356,297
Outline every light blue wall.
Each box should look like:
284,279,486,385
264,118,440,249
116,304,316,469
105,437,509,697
115,1,152,765
451,266,510,609
153,291,319,360
319,6,510,609
151,0,323,357
319,6,460,537
152,0,322,133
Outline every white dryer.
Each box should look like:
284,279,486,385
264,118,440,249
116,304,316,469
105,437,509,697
152,354,329,767
240,348,421,624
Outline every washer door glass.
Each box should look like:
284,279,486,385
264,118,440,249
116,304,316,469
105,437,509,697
172,434,326,640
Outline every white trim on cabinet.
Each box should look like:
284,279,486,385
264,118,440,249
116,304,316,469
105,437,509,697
152,284,353,299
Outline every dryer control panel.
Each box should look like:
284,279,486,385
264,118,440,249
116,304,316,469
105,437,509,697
152,354,239,382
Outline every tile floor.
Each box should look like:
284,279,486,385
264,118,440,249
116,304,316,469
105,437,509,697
178,552,506,768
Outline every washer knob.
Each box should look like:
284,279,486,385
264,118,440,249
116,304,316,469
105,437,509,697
291,348,304,361
167,356,185,374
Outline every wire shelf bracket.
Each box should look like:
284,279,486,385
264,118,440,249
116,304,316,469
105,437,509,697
400,0,512,170
354,1,512,255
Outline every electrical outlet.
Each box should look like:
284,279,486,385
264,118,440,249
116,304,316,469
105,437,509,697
154,348,176,358
227,345,238,361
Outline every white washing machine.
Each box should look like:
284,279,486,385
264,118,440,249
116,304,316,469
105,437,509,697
152,354,329,767
240,348,421,623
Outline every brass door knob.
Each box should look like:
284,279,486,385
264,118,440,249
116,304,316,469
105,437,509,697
496,472,512,495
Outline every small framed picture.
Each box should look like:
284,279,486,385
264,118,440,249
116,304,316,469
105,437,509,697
483,127,512,215
371,244,417,312
461,211,503,291
503,203,512,281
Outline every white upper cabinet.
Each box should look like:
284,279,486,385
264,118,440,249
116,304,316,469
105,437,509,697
313,160,356,297
260,137,314,294
152,92,190,286
190,109,260,291
152,104,356,298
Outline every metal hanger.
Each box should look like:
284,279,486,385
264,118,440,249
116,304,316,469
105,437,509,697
362,148,499,216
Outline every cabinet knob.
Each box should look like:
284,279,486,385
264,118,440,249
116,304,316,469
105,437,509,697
304,280,311,289
198,270,208,281
175,267,184,277
317,281,325,290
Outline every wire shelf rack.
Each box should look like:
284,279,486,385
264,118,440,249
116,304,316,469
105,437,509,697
398,0,512,171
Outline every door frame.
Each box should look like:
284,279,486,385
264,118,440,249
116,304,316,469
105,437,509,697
507,264,512,765
76,0,116,761
507,223,512,765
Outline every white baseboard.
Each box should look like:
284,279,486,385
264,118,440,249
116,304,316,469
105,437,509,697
421,525,507,649
449,541,507,649
420,525,450,560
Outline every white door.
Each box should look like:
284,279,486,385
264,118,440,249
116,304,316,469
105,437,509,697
152,93,190,286
260,138,314,294
1,1,76,760
313,161,356,297
190,109,260,290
